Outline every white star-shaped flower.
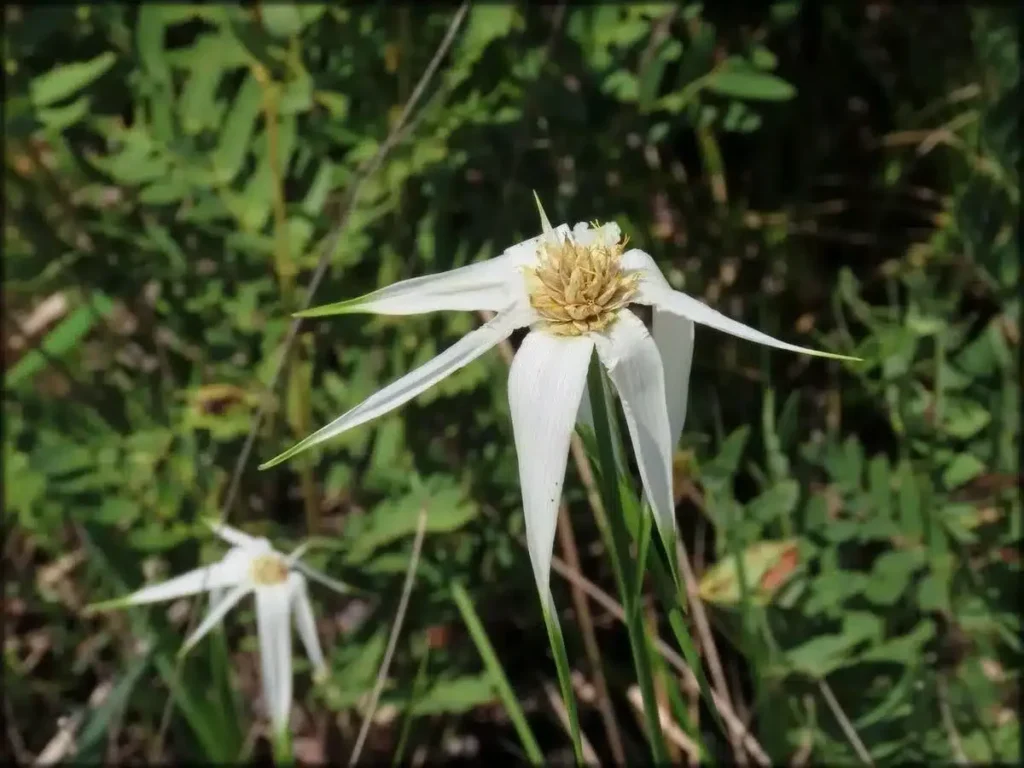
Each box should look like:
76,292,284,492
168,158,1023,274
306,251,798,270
90,522,331,738
261,197,856,607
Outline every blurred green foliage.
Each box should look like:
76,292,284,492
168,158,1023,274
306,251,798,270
3,2,1018,764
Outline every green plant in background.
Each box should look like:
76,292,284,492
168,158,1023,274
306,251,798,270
4,2,1018,765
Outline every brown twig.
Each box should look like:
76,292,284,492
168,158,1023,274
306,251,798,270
626,685,700,762
675,539,749,764
817,679,873,766
348,507,429,766
34,681,114,766
558,505,627,765
543,681,601,766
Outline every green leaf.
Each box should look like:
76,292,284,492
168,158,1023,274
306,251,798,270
213,75,262,183
858,621,936,664
942,453,986,489
842,610,886,646
96,498,138,525
863,549,925,606
702,426,750,489
279,72,314,115
707,69,796,101
322,629,387,709
7,295,115,387
917,566,952,613
747,480,800,524
804,567,867,615
721,100,763,133
30,52,117,107
261,3,306,38
854,662,920,729
867,455,892,517
451,581,543,764
751,46,778,70
828,436,864,491
785,630,864,678
138,177,190,205
447,6,518,89
178,62,225,135
412,674,496,715
37,94,91,131
941,398,991,439
345,477,478,564
88,132,170,185
604,70,640,102
3,449,46,520
897,462,924,541
136,6,170,83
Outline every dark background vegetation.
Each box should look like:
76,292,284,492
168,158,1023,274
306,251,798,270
4,3,1019,764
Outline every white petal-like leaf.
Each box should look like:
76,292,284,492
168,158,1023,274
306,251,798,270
293,559,352,597
208,521,268,551
116,555,249,605
508,330,594,603
255,584,294,737
289,573,326,677
594,311,677,545
181,583,250,656
623,248,860,361
296,257,519,317
296,226,570,318
653,308,695,448
260,307,532,469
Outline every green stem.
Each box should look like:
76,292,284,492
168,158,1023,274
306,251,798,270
586,359,671,763
542,603,586,764
588,367,725,747
451,581,544,765
272,728,293,766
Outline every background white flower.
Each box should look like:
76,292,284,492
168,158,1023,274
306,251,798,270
89,522,330,738
260,198,858,609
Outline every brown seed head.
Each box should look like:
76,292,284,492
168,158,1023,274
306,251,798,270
525,224,638,336
249,553,289,586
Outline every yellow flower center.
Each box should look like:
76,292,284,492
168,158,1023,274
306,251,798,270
249,554,289,586
525,224,639,336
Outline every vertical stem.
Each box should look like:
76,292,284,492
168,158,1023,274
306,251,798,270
586,359,671,763
451,582,544,765
541,605,585,765
271,728,293,766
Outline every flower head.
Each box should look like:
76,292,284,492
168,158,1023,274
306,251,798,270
261,196,859,612
525,222,638,336
89,522,331,738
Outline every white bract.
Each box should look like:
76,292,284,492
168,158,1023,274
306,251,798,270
90,522,328,738
260,197,857,608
